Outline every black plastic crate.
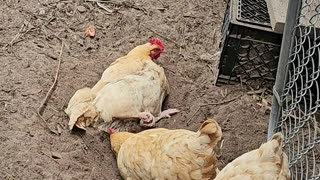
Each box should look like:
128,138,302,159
237,0,271,27
217,0,283,89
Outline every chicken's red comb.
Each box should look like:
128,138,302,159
106,128,115,134
149,38,165,51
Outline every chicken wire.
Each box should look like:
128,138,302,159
268,0,320,179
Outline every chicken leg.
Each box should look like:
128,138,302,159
99,109,179,131
139,109,179,127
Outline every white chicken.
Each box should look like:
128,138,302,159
65,39,179,130
91,62,178,130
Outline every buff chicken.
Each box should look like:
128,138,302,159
108,119,222,180
214,132,290,180
65,39,178,130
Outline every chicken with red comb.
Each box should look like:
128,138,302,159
65,38,178,131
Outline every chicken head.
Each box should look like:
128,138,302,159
149,39,165,60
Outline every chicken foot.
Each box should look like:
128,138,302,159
100,109,180,131
139,109,179,127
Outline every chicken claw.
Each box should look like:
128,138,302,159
139,109,180,127
158,109,180,119
138,112,156,127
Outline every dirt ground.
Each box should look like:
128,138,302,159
0,0,271,179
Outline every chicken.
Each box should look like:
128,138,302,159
65,39,178,130
91,39,166,94
65,87,98,129
108,119,222,180
91,63,179,130
214,132,290,180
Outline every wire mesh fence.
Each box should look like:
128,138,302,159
269,0,320,179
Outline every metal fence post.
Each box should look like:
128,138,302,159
267,0,302,140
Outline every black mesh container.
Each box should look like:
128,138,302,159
217,0,283,89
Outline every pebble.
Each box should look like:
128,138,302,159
47,51,58,60
56,2,64,9
77,6,87,13
51,152,62,159
39,9,46,15
200,53,214,62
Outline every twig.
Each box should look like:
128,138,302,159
122,2,148,15
3,22,36,50
186,106,202,126
78,132,90,149
40,151,59,164
206,64,216,76
141,24,181,48
162,66,177,74
212,28,217,48
200,95,242,106
38,42,64,115
97,2,114,13
163,66,199,86
220,139,224,149
35,110,59,135
85,0,110,2
60,97,68,111
90,167,96,178
247,89,264,95
2,23,24,49
186,95,241,125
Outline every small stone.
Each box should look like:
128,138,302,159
113,40,121,47
22,61,30,68
39,9,46,15
77,39,84,46
27,130,34,137
56,2,64,9
85,41,97,50
200,53,214,62
57,124,62,135
51,152,62,159
21,89,42,96
77,6,87,13
47,51,58,60
157,7,165,12
183,12,191,17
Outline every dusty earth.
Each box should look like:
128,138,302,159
0,0,271,179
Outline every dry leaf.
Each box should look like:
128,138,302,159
84,25,96,37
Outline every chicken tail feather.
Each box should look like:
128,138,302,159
272,132,284,146
198,119,222,146
271,132,291,179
